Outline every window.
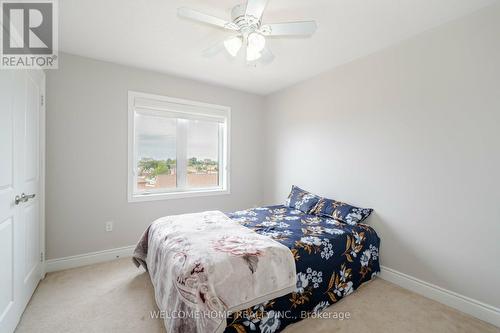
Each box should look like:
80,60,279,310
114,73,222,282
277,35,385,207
128,91,230,202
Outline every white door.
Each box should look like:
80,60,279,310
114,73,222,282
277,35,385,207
0,69,44,333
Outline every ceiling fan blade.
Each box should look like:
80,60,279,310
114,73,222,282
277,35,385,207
202,41,226,58
261,21,317,36
260,46,275,65
245,0,268,20
178,7,237,30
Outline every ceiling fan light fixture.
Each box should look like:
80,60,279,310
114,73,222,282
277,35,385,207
247,32,266,53
224,36,242,57
246,47,262,62
178,1,317,65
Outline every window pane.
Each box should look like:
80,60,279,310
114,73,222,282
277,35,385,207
135,113,177,191
186,119,219,188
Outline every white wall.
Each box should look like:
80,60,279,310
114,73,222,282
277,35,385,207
264,4,500,308
45,53,265,259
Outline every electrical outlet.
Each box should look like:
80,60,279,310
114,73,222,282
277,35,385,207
105,221,113,232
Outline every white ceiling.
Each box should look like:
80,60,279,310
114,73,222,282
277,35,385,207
60,0,497,95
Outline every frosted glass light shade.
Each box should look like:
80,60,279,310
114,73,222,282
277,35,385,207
224,36,242,57
247,32,266,52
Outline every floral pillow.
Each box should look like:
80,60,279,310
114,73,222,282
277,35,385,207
311,198,373,225
284,186,320,214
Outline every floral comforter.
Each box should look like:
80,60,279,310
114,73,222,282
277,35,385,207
224,205,381,333
132,211,297,333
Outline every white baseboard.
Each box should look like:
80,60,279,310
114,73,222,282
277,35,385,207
45,245,136,273
44,247,499,328
380,265,500,328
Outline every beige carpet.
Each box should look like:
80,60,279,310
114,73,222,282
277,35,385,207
16,258,499,333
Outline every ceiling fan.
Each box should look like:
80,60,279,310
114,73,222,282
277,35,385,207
178,0,317,65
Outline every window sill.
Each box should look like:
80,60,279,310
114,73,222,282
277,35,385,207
128,188,230,203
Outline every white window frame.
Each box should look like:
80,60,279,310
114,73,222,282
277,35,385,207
128,91,230,202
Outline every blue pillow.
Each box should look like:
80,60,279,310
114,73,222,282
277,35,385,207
312,198,373,225
284,186,320,213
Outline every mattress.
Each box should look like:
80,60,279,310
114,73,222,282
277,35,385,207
224,205,381,333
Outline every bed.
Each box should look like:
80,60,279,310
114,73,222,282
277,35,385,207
133,202,380,333
223,205,380,333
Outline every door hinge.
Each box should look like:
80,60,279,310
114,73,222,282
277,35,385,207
40,95,44,107
40,252,44,262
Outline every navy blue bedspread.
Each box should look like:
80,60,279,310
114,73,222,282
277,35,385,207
224,205,380,333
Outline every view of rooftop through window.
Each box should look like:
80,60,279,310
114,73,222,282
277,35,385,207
135,114,219,191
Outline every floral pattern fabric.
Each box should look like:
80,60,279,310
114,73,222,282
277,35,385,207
284,186,321,213
225,205,380,333
311,198,373,225
133,211,296,333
